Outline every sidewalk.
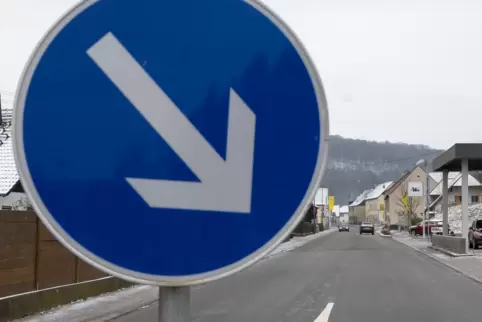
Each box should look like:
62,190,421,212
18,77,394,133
16,228,337,322
392,232,482,285
265,227,337,259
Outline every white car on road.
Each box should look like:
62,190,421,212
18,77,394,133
360,222,375,235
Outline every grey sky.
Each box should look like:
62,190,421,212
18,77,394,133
1,0,481,149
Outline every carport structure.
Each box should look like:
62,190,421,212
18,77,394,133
432,144,482,253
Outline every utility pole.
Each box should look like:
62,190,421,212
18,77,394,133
0,93,3,126
416,159,431,240
425,160,430,240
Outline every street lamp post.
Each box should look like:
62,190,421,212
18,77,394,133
416,159,430,240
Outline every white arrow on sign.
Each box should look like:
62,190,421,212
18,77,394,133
87,32,256,213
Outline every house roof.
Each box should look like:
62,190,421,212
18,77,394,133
426,172,481,210
470,171,482,184
349,189,373,207
429,172,459,184
365,181,393,200
430,173,481,196
451,174,481,187
383,166,423,196
430,174,460,197
0,103,19,196
428,178,459,210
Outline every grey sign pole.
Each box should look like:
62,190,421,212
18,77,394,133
158,286,191,322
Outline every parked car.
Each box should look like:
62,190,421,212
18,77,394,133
360,222,374,235
410,220,454,236
429,223,454,236
380,223,391,236
339,223,349,232
410,220,441,236
429,223,444,235
469,219,482,249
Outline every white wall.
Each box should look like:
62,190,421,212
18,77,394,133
340,213,349,223
315,188,329,206
433,186,482,212
0,192,29,210
449,186,482,204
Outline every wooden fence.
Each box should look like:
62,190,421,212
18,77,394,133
0,210,107,298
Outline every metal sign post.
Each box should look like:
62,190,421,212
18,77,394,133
159,287,191,322
13,0,329,320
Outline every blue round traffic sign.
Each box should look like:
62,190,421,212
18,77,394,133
13,0,329,285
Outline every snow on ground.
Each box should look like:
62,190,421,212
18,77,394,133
433,203,482,234
265,227,337,259
15,285,157,322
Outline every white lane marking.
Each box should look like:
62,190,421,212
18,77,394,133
314,302,334,322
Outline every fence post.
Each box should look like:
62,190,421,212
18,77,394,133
34,215,40,290
74,257,80,283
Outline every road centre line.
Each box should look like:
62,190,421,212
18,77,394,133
314,302,334,322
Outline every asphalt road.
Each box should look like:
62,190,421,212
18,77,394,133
109,227,482,322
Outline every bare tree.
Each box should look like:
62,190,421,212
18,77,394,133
12,196,32,211
396,184,421,227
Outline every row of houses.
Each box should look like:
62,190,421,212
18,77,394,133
4,98,482,219
348,165,482,227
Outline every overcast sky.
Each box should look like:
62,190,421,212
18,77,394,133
1,0,481,149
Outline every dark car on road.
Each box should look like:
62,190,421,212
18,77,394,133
339,223,349,232
469,219,482,249
360,222,375,235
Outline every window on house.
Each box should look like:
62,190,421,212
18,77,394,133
471,195,479,203
455,196,462,204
